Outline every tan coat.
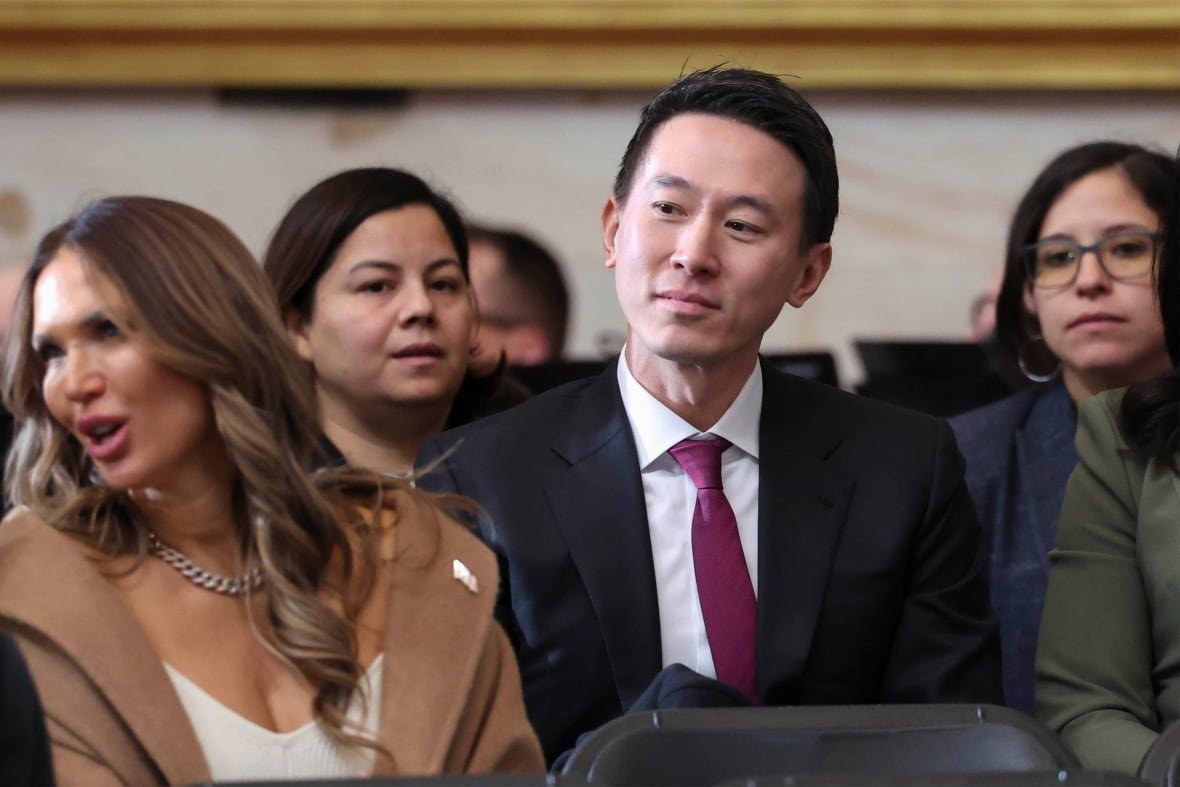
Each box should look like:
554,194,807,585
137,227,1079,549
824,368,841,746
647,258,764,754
0,501,544,785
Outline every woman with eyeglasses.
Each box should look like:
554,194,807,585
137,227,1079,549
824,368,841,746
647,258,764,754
1035,147,1179,773
949,141,1175,716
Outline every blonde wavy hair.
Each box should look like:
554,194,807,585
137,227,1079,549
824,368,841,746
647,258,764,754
2,195,404,747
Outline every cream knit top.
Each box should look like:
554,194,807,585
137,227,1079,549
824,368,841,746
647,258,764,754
163,655,383,781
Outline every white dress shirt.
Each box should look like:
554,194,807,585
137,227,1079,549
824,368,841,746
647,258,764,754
617,353,761,679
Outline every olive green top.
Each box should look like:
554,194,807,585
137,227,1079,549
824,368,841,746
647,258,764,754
1037,389,1180,774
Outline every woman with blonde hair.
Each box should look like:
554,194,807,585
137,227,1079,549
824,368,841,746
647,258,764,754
0,196,542,784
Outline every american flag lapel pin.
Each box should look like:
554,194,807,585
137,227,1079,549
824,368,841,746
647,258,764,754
452,559,479,594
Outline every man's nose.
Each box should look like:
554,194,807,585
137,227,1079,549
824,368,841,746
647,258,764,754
671,218,720,276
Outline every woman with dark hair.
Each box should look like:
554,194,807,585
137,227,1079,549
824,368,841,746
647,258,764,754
0,196,542,783
1036,148,1180,773
950,141,1175,714
264,168,525,475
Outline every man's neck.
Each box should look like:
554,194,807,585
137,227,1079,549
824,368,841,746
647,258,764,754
625,346,758,431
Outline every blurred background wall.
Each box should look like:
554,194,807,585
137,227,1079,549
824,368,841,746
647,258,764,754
1,1,1177,384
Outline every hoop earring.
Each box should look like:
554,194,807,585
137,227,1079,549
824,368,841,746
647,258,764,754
1017,334,1060,383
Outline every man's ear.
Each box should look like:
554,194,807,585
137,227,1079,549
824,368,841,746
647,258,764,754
785,242,833,308
283,307,315,363
602,197,621,269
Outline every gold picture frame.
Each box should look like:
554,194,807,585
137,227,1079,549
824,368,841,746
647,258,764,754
0,1,1177,89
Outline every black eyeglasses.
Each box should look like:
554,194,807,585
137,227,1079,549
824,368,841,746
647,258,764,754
1022,230,1159,290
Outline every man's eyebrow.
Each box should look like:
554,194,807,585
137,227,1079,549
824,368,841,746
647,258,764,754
650,174,775,217
651,174,695,192
731,194,775,218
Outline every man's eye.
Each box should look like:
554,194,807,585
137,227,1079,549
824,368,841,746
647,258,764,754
654,202,679,215
727,220,754,233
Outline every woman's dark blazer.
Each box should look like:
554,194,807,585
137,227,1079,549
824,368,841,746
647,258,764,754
950,380,1077,715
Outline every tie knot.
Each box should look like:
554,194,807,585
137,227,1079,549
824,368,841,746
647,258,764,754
668,435,731,490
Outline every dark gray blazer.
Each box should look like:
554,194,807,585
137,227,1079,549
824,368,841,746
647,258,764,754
420,358,1002,763
950,380,1077,716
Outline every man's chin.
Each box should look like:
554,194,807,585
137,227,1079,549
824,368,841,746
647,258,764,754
638,341,722,369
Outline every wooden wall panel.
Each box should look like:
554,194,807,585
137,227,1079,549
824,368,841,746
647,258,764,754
0,1,1177,89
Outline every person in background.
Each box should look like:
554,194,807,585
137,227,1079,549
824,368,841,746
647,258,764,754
466,224,570,367
951,141,1175,715
0,265,27,464
1036,147,1180,773
419,66,1000,764
0,196,542,783
264,169,527,476
969,268,1003,344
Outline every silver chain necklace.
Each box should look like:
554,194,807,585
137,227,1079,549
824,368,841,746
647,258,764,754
147,531,265,597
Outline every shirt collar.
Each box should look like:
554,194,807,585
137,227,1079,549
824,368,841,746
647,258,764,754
617,350,762,470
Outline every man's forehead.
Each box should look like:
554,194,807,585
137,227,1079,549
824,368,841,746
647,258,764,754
649,111,799,154
632,117,805,208
642,114,802,172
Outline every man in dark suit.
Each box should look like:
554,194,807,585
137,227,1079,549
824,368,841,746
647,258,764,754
418,66,1001,763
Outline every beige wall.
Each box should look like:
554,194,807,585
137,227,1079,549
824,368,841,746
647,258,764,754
1,88,1176,383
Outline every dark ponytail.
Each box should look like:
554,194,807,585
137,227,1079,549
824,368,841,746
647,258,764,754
1120,149,1180,468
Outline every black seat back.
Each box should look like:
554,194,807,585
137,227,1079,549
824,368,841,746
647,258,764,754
562,705,1077,786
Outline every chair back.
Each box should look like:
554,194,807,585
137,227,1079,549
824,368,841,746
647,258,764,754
726,771,1142,787
203,776,571,787
562,705,1078,786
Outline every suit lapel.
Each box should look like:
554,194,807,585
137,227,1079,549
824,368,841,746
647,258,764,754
755,366,854,698
544,363,663,711
0,511,209,783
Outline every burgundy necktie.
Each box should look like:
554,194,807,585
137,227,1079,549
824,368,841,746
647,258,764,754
668,435,758,701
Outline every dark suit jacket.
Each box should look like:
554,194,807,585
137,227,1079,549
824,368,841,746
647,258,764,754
418,359,1002,762
950,381,1076,716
